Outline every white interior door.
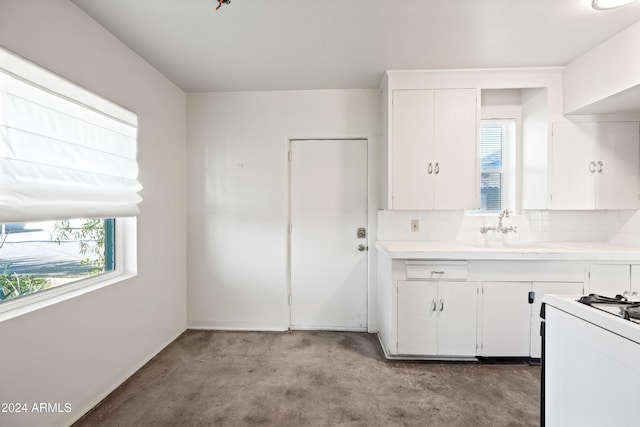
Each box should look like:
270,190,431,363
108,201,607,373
290,139,368,330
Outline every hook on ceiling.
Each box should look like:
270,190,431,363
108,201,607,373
216,0,231,11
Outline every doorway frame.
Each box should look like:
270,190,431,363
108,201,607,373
286,137,370,331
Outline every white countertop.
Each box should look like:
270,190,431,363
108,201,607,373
543,294,640,345
375,241,640,261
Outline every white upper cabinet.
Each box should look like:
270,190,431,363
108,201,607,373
392,90,435,209
550,122,640,210
391,88,478,210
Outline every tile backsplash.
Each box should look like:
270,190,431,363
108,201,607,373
378,209,640,246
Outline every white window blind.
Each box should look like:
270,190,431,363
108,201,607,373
480,124,504,210
0,46,142,223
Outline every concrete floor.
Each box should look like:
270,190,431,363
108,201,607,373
75,330,540,426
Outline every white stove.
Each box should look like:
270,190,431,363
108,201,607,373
541,294,640,426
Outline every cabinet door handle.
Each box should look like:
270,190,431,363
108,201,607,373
439,299,444,311
431,299,437,312
434,162,440,175
528,291,535,304
597,161,603,173
427,162,433,175
589,161,596,173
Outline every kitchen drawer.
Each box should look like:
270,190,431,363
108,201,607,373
405,261,468,280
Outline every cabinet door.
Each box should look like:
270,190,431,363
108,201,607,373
550,123,597,209
480,282,531,357
433,89,478,209
437,281,478,357
589,264,631,295
397,280,438,355
530,282,583,358
595,122,640,210
392,90,435,209
632,265,640,294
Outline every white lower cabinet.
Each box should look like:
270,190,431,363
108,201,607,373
633,265,640,293
589,264,632,295
397,280,478,357
529,282,583,358
480,281,583,358
480,282,531,357
378,256,594,360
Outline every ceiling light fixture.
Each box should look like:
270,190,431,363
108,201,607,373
592,0,638,10
215,0,231,11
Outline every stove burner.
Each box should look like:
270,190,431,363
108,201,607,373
578,294,640,322
624,305,640,321
577,293,635,305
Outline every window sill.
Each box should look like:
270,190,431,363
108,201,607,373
0,270,136,323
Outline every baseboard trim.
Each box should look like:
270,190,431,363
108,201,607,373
187,319,288,331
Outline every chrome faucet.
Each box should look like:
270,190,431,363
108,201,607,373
480,209,518,234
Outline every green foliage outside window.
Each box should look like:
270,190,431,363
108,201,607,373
51,219,106,274
0,265,50,301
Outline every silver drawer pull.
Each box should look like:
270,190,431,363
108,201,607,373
431,270,445,275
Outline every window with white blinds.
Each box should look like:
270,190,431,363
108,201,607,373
479,120,515,211
0,45,140,315
0,45,142,223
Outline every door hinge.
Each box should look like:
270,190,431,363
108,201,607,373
288,151,292,162
288,294,292,305
288,223,292,235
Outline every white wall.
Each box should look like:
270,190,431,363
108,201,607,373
187,90,381,331
564,20,640,114
377,209,640,246
0,1,187,426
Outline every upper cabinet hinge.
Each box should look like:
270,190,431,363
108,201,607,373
288,151,292,162
288,223,292,235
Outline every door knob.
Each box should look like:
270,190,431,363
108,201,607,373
357,227,366,239
357,244,368,252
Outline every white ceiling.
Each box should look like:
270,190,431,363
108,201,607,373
71,0,640,93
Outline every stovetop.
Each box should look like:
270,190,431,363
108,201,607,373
577,293,640,324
